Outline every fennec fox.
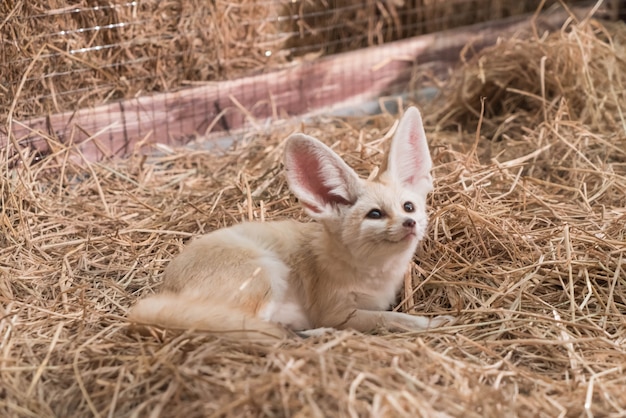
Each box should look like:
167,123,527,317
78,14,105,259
129,107,452,340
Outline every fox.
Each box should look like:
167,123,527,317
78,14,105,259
128,107,453,341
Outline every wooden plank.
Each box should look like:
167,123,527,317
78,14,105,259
2,8,589,162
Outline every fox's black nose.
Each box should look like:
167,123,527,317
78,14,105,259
402,218,416,228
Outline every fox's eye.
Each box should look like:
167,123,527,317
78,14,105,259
403,202,415,212
366,209,384,219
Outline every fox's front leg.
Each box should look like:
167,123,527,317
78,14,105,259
326,308,453,333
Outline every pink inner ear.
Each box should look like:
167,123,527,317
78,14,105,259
410,131,428,167
291,145,350,209
301,201,321,214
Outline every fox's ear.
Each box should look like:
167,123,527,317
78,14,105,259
284,134,361,217
384,107,433,195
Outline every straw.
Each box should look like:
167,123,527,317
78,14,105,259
1,17,625,418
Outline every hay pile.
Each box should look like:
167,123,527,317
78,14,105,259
1,0,289,123
2,0,591,124
2,18,626,417
284,0,576,56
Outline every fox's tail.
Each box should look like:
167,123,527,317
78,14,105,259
128,293,289,342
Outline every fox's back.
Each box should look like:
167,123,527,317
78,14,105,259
159,220,316,316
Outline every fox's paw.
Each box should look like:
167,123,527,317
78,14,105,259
428,315,455,328
297,327,336,338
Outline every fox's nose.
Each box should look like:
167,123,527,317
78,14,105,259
402,218,416,228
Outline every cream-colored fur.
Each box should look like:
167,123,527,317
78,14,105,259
128,107,453,341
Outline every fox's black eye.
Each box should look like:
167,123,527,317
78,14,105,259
403,202,415,212
366,209,384,219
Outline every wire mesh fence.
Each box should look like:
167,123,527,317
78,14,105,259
1,0,601,124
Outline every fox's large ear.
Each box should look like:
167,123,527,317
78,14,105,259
384,106,433,195
284,134,361,217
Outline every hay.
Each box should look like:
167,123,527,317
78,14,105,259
1,0,289,123
2,0,592,124
427,15,626,141
2,17,626,417
284,0,577,56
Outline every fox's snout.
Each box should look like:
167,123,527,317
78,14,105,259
402,218,416,228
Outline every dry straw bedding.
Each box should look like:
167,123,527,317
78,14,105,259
2,0,576,123
2,18,626,417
